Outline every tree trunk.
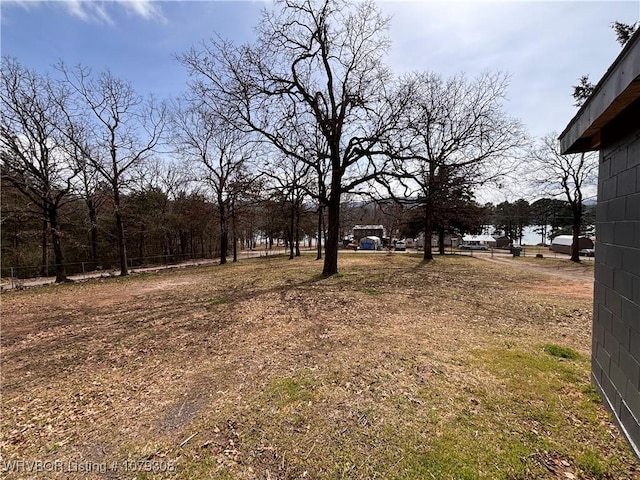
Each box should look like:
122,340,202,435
323,195,340,276
232,202,238,263
288,202,295,260
316,205,323,260
138,224,145,261
219,211,228,265
218,195,229,264
48,206,67,283
570,211,581,263
232,230,238,262
41,218,49,277
179,230,187,257
88,203,99,267
438,227,446,255
423,203,434,261
295,202,301,257
114,188,129,276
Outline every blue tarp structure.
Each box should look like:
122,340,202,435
360,236,382,250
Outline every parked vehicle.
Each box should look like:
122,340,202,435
460,244,489,250
579,248,595,257
395,241,406,251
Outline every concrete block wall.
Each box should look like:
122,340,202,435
593,128,640,458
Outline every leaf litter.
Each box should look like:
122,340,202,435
1,254,637,479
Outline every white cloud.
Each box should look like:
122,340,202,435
119,0,167,23
58,0,166,25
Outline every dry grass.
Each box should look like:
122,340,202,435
1,253,637,479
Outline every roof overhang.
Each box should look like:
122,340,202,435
559,29,640,154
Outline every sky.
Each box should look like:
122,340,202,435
2,0,640,202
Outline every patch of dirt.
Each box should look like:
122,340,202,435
477,255,594,283
532,282,594,300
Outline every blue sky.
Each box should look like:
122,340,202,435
2,0,639,140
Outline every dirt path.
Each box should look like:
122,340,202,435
473,255,595,302
476,255,594,282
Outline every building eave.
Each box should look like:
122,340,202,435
559,28,640,154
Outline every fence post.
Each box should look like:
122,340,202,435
10,267,14,289
82,262,85,279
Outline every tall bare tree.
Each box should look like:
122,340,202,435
62,123,110,269
179,0,408,276
265,152,313,259
0,58,79,282
171,99,255,265
59,64,166,276
385,71,526,261
531,134,597,262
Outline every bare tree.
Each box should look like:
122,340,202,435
179,0,408,276
126,157,193,262
62,122,111,269
384,71,526,261
265,152,313,259
0,58,79,282
531,134,598,262
59,64,166,276
171,99,255,265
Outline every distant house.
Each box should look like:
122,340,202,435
461,234,496,248
429,234,461,248
413,233,460,249
549,235,594,255
558,29,640,458
352,225,384,241
494,236,512,249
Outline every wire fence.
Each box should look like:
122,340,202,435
1,244,592,291
2,252,213,280
424,245,595,260
0,246,292,290
359,244,595,261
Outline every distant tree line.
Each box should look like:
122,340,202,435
488,198,595,245
348,197,595,249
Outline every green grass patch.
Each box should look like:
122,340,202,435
577,449,607,478
543,343,580,359
264,370,315,406
209,296,228,306
360,287,380,295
